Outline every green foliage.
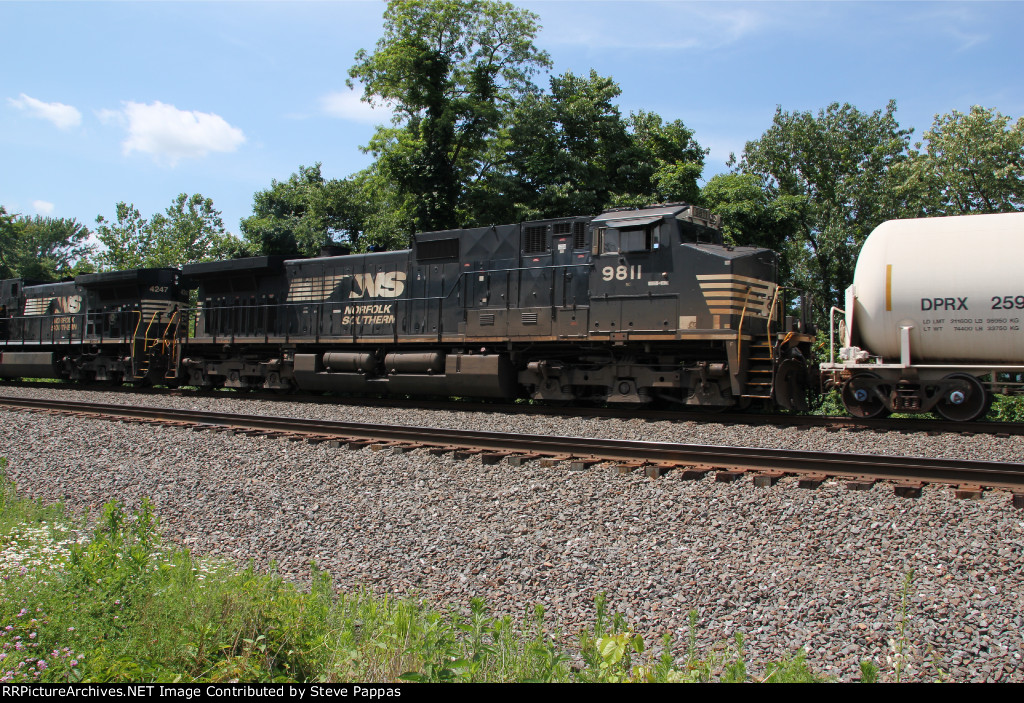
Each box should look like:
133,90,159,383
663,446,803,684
891,568,915,683
737,100,914,324
480,71,707,223
0,476,883,683
986,394,1024,422
239,164,381,257
94,202,152,270
909,105,1024,215
0,457,65,532
350,0,551,233
0,207,95,281
95,194,238,270
761,650,827,683
860,659,879,683
701,171,804,283
0,207,16,279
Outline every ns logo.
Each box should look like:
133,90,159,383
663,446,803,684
346,271,406,299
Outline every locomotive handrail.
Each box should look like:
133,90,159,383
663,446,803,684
766,285,783,362
737,286,752,365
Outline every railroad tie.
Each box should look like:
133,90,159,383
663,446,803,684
753,471,786,488
506,453,542,467
645,464,675,479
370,441,403,452
303,435,335,445
678,466,714,481
615,461,646,475
452,448,483,460
893,481,925,499
954,484,984,500
391,443,430,454
569,458,601,471
845,477,877,491
797,474,828,489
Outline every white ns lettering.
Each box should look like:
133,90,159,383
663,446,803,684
348,272,407,299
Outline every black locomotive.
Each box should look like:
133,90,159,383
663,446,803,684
0,204,815,410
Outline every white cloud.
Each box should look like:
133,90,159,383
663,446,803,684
32,200,55,216
320,89,394,124
105,101,246,166
8,93,82,130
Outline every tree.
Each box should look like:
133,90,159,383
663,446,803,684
96,194,237,270
473,70,707,223
95,203,156,270
240,164,374,257
150,194,235,267
612,110,707,207
0,207,95,280
909,105,1024,215
480,70,630,222
736,101,914,322
700,171,804,260
0,206,20,279
349,0,551,232
15,215,95,279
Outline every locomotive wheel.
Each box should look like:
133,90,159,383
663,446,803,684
841,372,890,419
934,373,989,422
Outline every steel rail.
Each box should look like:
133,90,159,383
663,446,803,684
4,395,1024,491
3,379,1024,436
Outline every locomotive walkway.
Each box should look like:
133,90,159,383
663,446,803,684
2,394,1023,506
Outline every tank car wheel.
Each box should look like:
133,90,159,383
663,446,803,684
934,373,989,422
841,372,890,419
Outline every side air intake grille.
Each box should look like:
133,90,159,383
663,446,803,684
523,226,547,254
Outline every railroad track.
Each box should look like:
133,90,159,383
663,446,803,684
2,395,1023,508
3,379,1024,437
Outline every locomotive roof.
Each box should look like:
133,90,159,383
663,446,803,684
593,203,721,231
182,256,286,278
75,268,178,288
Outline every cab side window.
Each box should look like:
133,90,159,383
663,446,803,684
598,225,660,254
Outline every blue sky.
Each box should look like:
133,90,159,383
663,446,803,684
2,0,1022,239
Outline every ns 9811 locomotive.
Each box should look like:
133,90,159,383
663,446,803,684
0,203,816,411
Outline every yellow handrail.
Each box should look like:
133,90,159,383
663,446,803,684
736,286,751,364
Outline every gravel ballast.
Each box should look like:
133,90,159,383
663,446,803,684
1,386,1023,682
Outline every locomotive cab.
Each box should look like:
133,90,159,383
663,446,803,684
556,203,814,409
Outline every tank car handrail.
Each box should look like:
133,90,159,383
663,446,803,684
829,306,845,366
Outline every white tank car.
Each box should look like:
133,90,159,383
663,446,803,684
824,212,1024,421
850,212,1024,363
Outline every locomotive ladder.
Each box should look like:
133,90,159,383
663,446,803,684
739,286,782,401
130,309,181,382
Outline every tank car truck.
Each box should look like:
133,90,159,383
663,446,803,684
0,269,186,384
179,203,816,411
821,212,1024,421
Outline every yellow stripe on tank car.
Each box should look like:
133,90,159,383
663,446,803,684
885,264,892,312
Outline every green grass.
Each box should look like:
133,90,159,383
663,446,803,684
1,458,843,683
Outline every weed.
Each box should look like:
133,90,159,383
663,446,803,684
0,465,875,683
